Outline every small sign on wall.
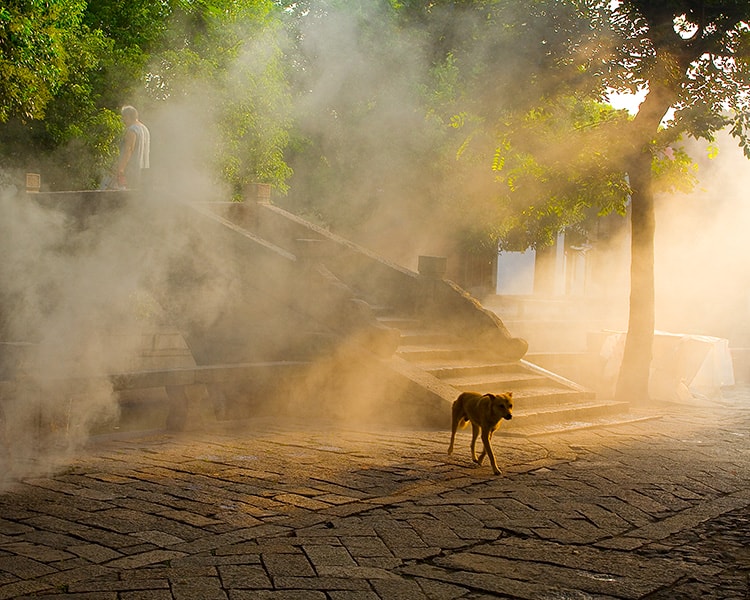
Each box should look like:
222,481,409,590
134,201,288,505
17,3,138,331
26,173,41,192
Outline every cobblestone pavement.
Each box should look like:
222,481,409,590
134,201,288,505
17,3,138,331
0,388,748,599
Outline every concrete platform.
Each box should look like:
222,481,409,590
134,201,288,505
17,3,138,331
0,387,747,599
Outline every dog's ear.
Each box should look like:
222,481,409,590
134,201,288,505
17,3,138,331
506,391,513,398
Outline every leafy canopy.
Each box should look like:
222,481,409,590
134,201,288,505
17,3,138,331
0,0,291,193
0,0,88,122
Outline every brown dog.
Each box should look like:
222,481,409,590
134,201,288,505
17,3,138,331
447,391,513,475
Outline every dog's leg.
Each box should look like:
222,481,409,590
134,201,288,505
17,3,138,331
482,430,501,475
448,405,461,455
448,421,458,455
470,424,481,464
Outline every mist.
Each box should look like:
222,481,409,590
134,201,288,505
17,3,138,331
282,2,478,270
655,133,750,345
0,187,145,481
0,6,427,482
2,3,748,489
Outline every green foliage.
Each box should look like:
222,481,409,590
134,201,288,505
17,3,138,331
408,1,637,253
279,0,439,229
487,99,633,250
0,0,293,192
1,0,746,227
651,143,698,194
82,0,171,108
597,0,750,400
0,0,87,122
0,0,126,188
607,1,750,151
146,0,293,194
414,0,750,253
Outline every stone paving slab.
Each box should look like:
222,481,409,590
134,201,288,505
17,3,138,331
0,389,748,599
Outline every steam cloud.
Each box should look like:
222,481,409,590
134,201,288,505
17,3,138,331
1,5,749,489
654,132,750,345
0,184,183,485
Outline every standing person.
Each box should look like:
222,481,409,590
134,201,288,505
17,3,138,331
116,105,150,189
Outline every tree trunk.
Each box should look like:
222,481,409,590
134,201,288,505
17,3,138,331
615,150,655,403
614,79,675,404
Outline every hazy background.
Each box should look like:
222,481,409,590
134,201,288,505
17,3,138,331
1,3,749,487
655,132,750,345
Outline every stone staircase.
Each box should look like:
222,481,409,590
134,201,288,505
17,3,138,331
378,313,638,435
199,199,651,435
5,192,648,437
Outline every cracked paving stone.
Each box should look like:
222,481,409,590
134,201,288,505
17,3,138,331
0,395,747,600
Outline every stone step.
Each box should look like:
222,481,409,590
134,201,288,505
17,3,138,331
456,382,596,407
446,386,595,409
508,387,596,407
398,330,457,346
403,356,518,373
424,362,534,379
378,300,632,433
503,400,631,430
436,371,554,390
396,344,494,363
498,413,660,437
376,316,422,329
